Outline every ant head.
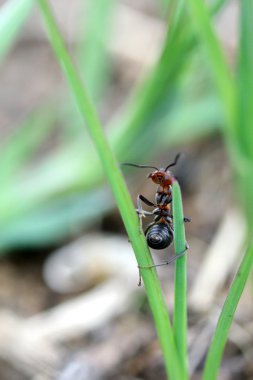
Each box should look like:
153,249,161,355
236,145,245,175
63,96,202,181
121,154,180,186
148,169,172,185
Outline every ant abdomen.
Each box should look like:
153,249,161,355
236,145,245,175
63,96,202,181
145,223,173,250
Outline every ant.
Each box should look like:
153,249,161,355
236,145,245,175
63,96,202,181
122,153,190,285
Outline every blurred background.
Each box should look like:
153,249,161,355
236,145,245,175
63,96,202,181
0,0,252,379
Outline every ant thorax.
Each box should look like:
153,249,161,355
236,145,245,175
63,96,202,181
155,190,172,206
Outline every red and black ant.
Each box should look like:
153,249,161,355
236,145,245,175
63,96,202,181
122,153,190,281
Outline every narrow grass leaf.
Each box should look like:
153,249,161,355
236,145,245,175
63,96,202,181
202,243,253,380
233,0,253,230
186,0,236,139
111,21,196,160
0,109,55,183
0,188,114,251
172,181,188,379
38,1,184,378
78,0,116,100
110,0,228,162
236,0,253,159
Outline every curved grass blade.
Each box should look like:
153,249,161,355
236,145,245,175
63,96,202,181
172,180,188,379
38,1,185,378
202,243,253,380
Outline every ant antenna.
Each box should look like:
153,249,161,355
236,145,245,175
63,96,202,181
165,153,181,171
121,163,159,171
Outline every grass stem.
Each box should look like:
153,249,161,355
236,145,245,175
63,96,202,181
172,181,188,379
38,1,185,378
202,242,253,380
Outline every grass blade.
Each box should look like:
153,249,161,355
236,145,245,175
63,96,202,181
0,109,54,183
202,243,253,380
209,0,229,15
38,1,184,378
78,0,116,100
172,181,188,379
236,0,253,159
0,188,113,251
111,0,227,162
0,0,35,63
186,0,236,138
235,0,253,228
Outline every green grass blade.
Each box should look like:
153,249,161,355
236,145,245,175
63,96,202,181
110,0,226,162
202,243,253,380
172,181,188,379
0,188,114,251
234,0,253,230
186,0,236,137
236,0,253,159
0,0,35,63
111,23,195,160
209,0,229,15
78,0,116,100
0,109,54,183
38,1,184,378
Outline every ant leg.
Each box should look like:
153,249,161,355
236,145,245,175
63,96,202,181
137,196,145,231
138,245,189,270
136,209,153,216
138,268,142,287
137,195,145,231
139,194,155,207
164,214,191,224
164,214,190,223
157,245,189,266
137,194,155,232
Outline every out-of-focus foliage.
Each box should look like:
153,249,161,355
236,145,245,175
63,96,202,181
185,1,253,378
187,0,253,233
0,0,252,252
202,244,253,380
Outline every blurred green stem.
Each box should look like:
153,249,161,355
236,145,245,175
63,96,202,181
186,0,236,141
202,242,253,380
